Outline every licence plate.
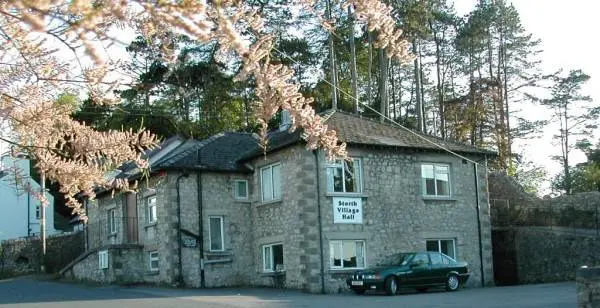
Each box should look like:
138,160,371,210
351,280,363,286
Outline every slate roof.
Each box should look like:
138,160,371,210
241,110,495,160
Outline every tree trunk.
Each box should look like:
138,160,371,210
326,0,338,110
413,39,424,132
348,6,359,113
379,48,389,122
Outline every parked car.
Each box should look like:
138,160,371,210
346,252,470,295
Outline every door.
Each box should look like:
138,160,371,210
125,193,138,243
405,253,434,286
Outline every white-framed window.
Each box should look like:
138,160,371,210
149,251,159,272
326,158,363,193
35,205,41,220
329,240,365,269
209,216,224,251
261,163,281,202
98,250,109,269
426,239,456,260
234,180,249,200
108,208,117,234
147,195,157,223
421,163,451,197
262,243,284,272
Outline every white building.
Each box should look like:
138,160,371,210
0,153,59,241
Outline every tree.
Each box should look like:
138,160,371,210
0,1,413,218
542,69,599,194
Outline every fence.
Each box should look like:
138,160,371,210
491,198,600,235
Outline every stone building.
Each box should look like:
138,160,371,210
60,110,495,293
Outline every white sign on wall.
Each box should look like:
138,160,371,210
333,197,363,224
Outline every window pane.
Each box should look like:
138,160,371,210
332,166,344,192
441,240,455,259
272,164,281,199
261,167,273,201
413,253,429,265
436,173,449,196
430,252,443,265
209,217,223,251
426,240,439,252
273,244,284,271
331,242,342,267
264,246,272,271
344,160,356,193
425,179,436,195
435,165,449,174
355,241,365,268
236,181,247,198
342,241,357,268
422,164,434,178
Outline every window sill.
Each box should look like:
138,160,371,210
107,233,117,238
328,268,363,274
145,222,158,229
260,270,286,277
206,250,232,257
146,270,159,276
326,193,367,198
234,199,251,203
258,199,282,206
422,196,457,201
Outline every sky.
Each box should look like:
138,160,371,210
455,0,600,193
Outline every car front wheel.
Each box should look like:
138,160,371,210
384,276,398,295
446,274,460,291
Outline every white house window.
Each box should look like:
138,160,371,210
261,163,281,202
421,163,451,197
234,180,248,199
209,216,224,251
147,195,157,223
262,243,284,272
108,208,117,234
98,250,109,269
326,158,362,193
35,205,41,220
426,239,456,259
149,251,159,272
330,240,365,269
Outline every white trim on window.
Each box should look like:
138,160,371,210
149,251,159,272
108,208,117,234
261,163,282,202
262,243,284,272
147,195,157,223
98,250,109,269
421,163,451,197
234,180,249,200
326,158,363,194
329,240,366,269
208,216,225,252
426,239,456,259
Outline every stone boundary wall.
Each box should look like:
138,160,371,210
578,266,600,308
0,232,84,277
494,227,600,285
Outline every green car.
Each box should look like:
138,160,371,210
346,252,470,295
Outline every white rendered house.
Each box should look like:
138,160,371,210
0,153,59,241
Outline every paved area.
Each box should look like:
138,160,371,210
0,277,576,308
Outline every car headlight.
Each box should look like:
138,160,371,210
363,274,380,279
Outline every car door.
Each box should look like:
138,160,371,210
428,252,448,284
405,253,433,286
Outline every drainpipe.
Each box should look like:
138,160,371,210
27,189,30,237
474,162,485,287
313,150,325,294
197,148,205,288
176,172,189,286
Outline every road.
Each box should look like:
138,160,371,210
0,277,576,308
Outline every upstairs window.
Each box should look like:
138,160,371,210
326,158,362,193
261,163,281,202
147,195,157,223
107,209,117,234
234,180,248,200
421,163,451,197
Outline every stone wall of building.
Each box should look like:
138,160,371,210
0,231,84,277
577,266,600,308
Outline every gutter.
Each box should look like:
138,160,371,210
313,150,325,294
474,162,485,287
27,190,30,237
197,148,206,288
176,172,189,286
